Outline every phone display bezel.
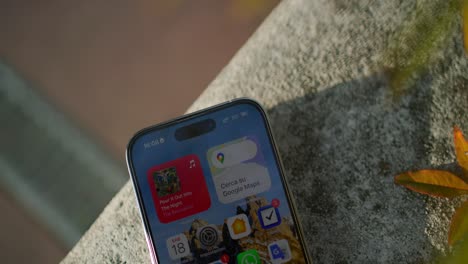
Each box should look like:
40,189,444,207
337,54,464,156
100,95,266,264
126,98,312,264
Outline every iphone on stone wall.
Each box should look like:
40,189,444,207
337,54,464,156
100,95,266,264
126,98,311,264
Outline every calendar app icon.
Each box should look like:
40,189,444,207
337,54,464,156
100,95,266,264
166,233,191,259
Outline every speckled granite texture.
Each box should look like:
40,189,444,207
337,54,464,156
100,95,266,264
62,0,468,263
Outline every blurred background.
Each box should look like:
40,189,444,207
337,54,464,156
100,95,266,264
0,0,278,263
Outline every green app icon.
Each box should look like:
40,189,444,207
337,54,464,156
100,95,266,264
237,249,261,264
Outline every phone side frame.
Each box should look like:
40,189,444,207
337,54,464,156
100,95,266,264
250,99,313,264
126,98,312,263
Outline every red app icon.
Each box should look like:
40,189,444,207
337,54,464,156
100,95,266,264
147,154,210,223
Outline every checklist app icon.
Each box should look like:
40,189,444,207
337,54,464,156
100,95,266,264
258,205,281,229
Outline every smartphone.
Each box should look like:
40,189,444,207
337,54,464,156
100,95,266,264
126,99,311,264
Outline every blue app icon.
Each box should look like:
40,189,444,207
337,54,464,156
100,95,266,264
270,244,285,259
268,239,291,263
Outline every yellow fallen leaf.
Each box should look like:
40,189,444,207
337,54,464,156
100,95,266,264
395,126,468,250
395,170,468,198
449,200,468,246
454,126,468,175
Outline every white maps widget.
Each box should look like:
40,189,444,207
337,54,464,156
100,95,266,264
207,137,271,204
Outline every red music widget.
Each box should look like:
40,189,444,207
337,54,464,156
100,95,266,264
147,154,210,223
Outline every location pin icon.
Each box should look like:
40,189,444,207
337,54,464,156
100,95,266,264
216,153,225,164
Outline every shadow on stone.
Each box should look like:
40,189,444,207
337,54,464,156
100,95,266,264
266,72,435,263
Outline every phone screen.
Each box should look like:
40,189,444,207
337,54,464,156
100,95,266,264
128,100,308,264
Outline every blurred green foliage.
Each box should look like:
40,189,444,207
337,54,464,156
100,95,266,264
228,0,278,21
463,0,468,52
441,233,468,263
384,0,464,98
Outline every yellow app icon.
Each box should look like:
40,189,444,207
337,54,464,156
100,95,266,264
227,214,251,239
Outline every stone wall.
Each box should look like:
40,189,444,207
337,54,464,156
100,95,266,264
62,0,468,263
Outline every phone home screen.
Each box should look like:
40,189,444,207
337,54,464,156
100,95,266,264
129,102,307,264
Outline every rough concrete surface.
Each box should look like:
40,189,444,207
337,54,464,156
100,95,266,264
62,0,468,263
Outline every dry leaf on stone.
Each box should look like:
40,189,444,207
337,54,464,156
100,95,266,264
395,170,468,198
454,126,468,176
395,126,468,251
